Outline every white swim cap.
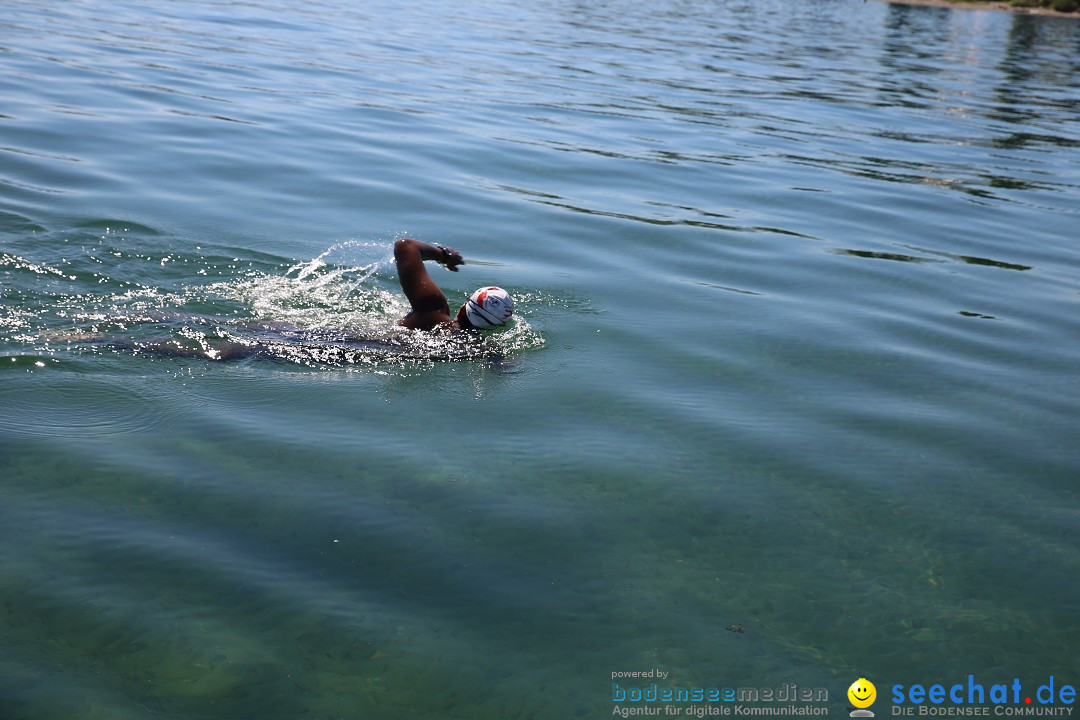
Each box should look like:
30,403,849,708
464,286,514,329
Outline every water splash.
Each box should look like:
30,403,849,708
218,239,401,334
286,239,392,283
6,238,543,369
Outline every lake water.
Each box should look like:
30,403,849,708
2,0,1078,717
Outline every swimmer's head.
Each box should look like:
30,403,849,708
458,286,514,329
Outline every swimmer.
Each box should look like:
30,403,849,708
55,239,517,366
394,238,514,331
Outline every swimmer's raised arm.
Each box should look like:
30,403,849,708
394,237,463,272
394,237,464,330
393,237,513,332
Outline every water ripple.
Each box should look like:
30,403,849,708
1,0,1079,715
0,374,182,439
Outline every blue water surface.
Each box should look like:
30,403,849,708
1,0,1079,718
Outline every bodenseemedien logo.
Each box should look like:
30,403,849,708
849,679,877,718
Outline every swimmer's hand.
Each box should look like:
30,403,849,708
436,244,464,272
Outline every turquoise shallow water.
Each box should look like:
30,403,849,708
2,0,1079,718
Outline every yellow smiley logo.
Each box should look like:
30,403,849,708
848,679,877,708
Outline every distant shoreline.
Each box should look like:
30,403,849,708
881,0,1079,17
